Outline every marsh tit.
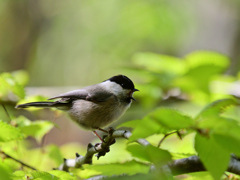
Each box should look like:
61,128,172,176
16,75,138,140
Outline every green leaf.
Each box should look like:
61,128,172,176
195,99,238,121
132,52,185,74
184,172,213,180
48,145,63,165
0,72,25,99
29,171,59,180
48,170,76,180
12,170,26,180
117,119,142,129
176,65,223,94
84,160,150,176
127,144,150,162
12,70,29,86
174,51,229,96
197,117,240,141
185,65,223,79
149,108,194,129
185,51,229,69
18,120,54,142
98,173,167,180
0,161,12,180
128,116,169,142
127,144,172,167
195,133,230,180
0,76,9,98
127,108,193,142
13,115,31,126
213,134,240,157
0,121,23,142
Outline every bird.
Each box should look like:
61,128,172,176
16,75,138,141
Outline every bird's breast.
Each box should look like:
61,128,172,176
67,98,131,130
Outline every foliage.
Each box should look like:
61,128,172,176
0,51,240,179
128,51,233,107
0,71,26,101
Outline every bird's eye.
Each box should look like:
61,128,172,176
121,84,124,87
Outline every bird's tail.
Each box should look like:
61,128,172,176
15,101,63,109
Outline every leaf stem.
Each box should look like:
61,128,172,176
157,131,178,148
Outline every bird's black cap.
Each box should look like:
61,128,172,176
108,75,136,90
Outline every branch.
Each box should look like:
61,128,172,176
1,151,36,170
55,130,150,171
168,155,240,176
85,155,240,180
55,128,240,179
168,155,205,175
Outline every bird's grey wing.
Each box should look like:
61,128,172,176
86,90,114,102
48,90,89,100
48,89,113,102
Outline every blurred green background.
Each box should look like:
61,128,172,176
1,0,240,146
1,0,240,86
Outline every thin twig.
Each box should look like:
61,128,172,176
1,103,11,122
157,131,178,148
1,151,37,170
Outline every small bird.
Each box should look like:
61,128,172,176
16,75,138,141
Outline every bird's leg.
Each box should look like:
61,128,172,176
92,130,103,142
97,127,108,133
94,127,115,142
97,127,115,134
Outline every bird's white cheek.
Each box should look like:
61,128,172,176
101,81,124,95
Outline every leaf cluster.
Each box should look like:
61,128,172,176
119,98,240,180
126,51,234,107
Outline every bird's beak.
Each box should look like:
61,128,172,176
130,97,136,101
131,97,136,101
130,89,139,101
